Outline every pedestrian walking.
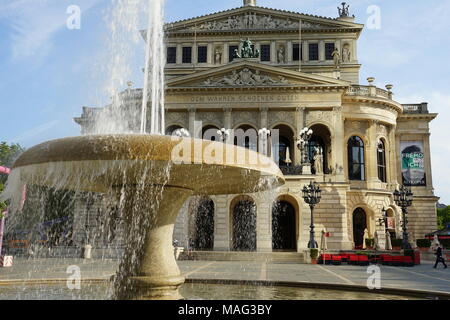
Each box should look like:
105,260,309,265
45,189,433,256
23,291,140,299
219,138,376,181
433,245,447,269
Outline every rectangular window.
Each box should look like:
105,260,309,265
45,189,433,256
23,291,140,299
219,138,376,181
293,43,303,61
260,45,271,62
167,47,176,64
197,46,207,63
229,45,238,62
309,43,319,61
182,47,192,64
325,43,335,60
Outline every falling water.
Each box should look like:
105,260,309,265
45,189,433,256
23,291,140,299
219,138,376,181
140,0,166,134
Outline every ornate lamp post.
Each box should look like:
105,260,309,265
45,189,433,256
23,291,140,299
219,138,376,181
296,127,313,174
217,128,231,143
302,181,322,249
394,185,414,250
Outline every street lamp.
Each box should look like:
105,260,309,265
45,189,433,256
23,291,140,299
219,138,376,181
217,128,231,143
393,185,414,250
296,127,313,175
377,207,387,228
302,181,322,249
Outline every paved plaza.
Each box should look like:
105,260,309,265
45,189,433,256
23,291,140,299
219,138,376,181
0,258,449,297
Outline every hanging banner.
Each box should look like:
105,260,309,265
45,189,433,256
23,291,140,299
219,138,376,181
401,141,426,186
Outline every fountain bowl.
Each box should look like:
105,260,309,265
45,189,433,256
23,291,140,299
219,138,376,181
9,134,285,300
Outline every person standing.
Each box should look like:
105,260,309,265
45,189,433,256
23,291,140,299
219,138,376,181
433,245,447,269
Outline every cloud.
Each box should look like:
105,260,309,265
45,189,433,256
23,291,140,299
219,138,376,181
0,0,102,64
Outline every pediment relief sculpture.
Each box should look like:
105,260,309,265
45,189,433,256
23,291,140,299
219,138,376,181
203,68,290,87
184,13,328,31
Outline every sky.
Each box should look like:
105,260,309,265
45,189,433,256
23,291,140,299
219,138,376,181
0,0,449,203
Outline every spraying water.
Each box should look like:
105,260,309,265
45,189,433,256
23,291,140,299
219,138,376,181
141,0,166,134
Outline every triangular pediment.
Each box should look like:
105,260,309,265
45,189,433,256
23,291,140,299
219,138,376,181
165,6,363,33
166,60,350,88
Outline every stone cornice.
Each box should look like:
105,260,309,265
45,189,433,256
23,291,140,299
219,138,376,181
398,113,438,122
167,85,348,93
342,96,403,114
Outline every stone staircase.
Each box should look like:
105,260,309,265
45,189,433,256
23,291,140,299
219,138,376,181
179,251,306,263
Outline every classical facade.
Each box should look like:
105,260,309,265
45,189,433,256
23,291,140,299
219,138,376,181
75,1,439,253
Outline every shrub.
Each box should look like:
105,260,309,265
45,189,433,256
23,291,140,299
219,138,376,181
365,238,374,248
310,248,319,259
416,239,431,248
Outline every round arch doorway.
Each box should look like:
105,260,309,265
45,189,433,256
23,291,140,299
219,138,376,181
193,199,215,251
353,208,367,249
231,199,257,252
272,201,296,251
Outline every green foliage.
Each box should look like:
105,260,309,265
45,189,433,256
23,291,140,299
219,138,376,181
310,248,319,259
365,238,375,248
0,182,6,215
0,141,24,167
417,239,431,248
437,206,450,230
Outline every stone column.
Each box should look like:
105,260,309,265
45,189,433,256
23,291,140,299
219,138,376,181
287,41,293,63
367,120,379,185
388,125,398,187
294,107,305,166
303,40,309,62
319,40,325,62
256,195,272,252
423,133,434,192
223,107,232,129
207,43,213,64
213,195,230,251
259,107,268,129
188,107,197,137
332,107,345,181
223,43,229,63
270,41,277,63
192,43,198,65
176,44,182,65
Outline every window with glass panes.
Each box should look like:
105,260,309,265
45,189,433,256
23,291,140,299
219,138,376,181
377,141,387,183
260,45,271,61
167,47,177,64
229,45,238,62
325,43,335,60
197,46,207,63
308,43,319,61
293,43,302,61
348,136,365,181
182,47,192,63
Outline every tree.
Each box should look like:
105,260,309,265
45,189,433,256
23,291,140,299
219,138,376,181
0,142,24,215
437,206,450,230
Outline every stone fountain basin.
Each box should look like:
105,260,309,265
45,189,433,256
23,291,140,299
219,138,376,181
12,134,284,194
10,134,285,300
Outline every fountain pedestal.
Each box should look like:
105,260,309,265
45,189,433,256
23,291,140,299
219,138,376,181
116,186,193,300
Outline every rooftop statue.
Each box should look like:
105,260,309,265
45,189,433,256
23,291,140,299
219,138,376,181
233,38,260,59
338,2,354,18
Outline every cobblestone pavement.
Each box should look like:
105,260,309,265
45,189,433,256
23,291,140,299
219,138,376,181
0,258,449,294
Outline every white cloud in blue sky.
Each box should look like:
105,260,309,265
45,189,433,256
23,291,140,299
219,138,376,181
0,0,449,202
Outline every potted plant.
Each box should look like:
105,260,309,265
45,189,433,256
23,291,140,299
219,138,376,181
310,248,319,264
365,238,375,250
391,239,402,250
416,239,431,252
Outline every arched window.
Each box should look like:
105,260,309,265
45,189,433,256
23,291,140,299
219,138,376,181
348,136,365,181
273,136,291,167
234,125,258,152
377,140,387,183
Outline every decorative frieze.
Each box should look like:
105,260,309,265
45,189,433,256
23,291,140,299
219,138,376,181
184,14,326,32
204,68,289,87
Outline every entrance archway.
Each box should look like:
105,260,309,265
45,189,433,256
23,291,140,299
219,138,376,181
272,201,296,251
353,208,367,249
193,199,215,251
231,198,257,251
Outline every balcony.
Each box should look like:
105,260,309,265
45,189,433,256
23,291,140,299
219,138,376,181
402,103,429,114
346,85,391,100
